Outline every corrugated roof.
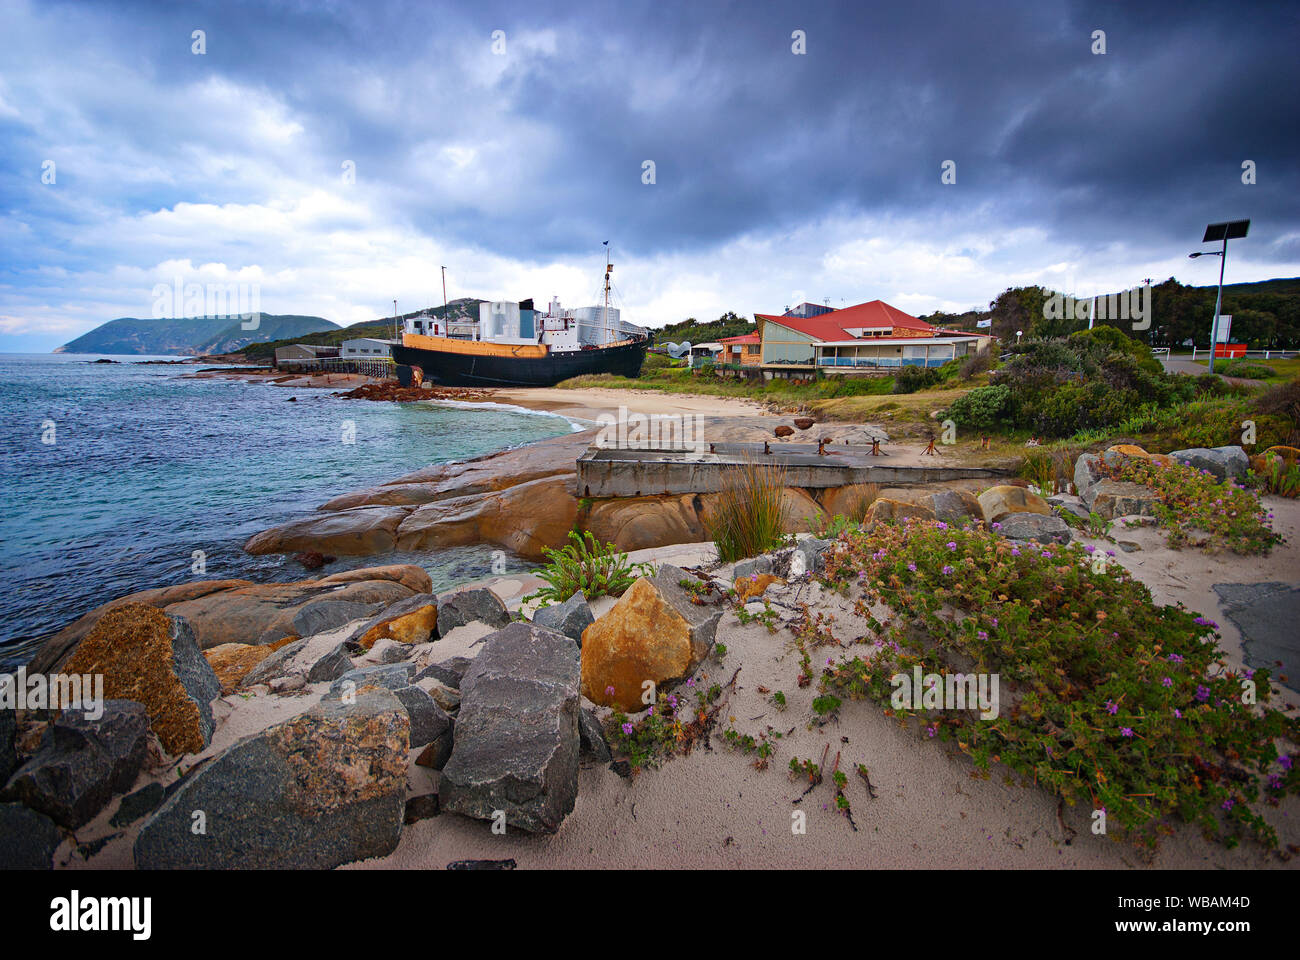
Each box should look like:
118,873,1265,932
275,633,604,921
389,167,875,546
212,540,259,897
719,333,761,343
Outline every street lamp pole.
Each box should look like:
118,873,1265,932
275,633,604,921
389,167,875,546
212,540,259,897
1207,235,1227,373
1189,220,1249,375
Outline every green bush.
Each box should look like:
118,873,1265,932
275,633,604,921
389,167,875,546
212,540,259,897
524,530,654,606
950,331,1198,438
893,365,942,394
1219,360,1277,380
942,384,1011,430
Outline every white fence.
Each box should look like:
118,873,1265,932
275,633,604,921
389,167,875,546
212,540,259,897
1189,347,1298,361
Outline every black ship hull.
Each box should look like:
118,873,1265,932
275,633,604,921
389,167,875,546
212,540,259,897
392,338,648,388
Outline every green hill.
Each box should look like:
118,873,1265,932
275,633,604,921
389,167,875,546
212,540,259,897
651,311,755,345
58,314,338,356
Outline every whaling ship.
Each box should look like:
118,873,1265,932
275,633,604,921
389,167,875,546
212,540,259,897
392,255,648,387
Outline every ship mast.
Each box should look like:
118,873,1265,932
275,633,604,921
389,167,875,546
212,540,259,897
603,240,612,344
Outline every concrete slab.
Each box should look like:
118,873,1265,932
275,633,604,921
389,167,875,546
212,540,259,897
1213,581,1300,693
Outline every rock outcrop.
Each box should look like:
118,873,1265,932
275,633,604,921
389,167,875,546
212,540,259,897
30,566,432,672
134,688,409,869
63,605,220,756
242,506,411,556
1,700,149,829
440,623,581,834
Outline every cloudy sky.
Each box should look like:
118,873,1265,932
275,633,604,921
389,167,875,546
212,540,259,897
1,0,1297,351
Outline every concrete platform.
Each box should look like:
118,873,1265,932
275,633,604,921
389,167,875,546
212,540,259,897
576,443,1009,497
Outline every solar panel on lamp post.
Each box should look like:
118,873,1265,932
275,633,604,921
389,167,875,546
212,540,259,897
1189,219,1249,374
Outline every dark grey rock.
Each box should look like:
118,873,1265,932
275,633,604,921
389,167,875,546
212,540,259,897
532,592,595,644
404,793,440,824
436,587,510,636
414,720,455,770
1048,496,1091,522
133,688,408,869
1169,445,1249,482
578,708,611,762
168,616,222,748
440,622,580,833
998,513,1071,545
288,599,384,640
793,537,833,575
109,781,166,827
326,663,415,699
0,700,149,829
651,565,723,666
447,858,516,870
1073,452,1103,499
306,642,353,682
374,639,415,663
415,659,469,689
392,685,451,749
733,555,773,581
240,638,308,688
0,803,62,869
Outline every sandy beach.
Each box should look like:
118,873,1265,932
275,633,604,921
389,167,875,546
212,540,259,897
489,386,770,423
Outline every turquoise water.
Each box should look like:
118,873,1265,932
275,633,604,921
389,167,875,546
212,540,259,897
0,354,574,667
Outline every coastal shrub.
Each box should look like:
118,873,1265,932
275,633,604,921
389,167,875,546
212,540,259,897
950,330,1196,438
1100,457,1282,554
524,530,653,606
942,384,1010,430
817,519,1300,851
958,351,993,380
822,375,895,398
893,365,942,394
1218,359,1277,380
706,460,790,562
1252,377,1300,446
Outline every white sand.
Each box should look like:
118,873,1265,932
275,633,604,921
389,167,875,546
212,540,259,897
489,386,769,423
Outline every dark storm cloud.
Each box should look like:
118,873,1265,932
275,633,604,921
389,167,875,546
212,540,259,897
19,0,1291,261
1,0,1296,349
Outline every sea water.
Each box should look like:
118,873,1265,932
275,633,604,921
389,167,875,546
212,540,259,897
0,354,574,667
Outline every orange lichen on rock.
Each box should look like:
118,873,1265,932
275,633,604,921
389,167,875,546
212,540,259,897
357,603,437,650
204,643,274,695
65,603,207,756
734,573,785,604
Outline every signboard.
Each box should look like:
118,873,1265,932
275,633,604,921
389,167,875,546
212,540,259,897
976,319,992,328
1214,343,1246,358
1215,315,1232,343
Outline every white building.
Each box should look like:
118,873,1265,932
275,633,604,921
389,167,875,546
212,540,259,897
341,338,396,358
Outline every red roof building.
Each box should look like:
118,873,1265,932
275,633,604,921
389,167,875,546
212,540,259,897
755,299,991,375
